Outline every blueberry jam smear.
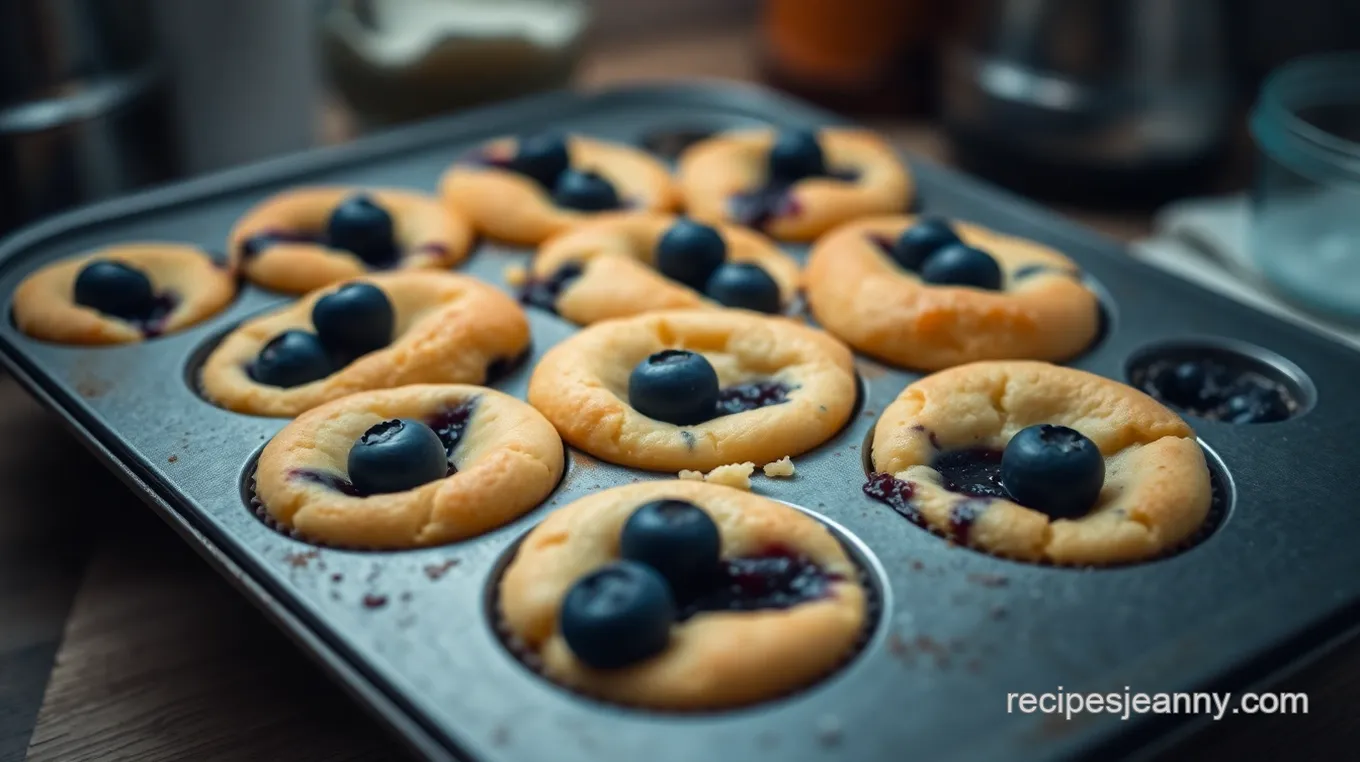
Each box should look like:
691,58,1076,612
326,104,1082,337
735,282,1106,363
863,472,923,527
932,448,1007,499
519,262,584,312
715,380,792,416
427,400,476,459
1135,359,1295,424
678,548,841,620
132,294,178,337
289,468,362,497
240,230,320,259
729,169,857,230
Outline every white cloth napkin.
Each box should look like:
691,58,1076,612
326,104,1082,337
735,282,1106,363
1129,194,1360,352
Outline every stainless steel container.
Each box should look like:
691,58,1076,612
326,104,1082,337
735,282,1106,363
940,0,1233,205
0,0,176,235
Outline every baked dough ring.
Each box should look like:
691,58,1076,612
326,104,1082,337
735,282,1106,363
806,216,1101,371
439,135,679,245
498,480,867,709
526,211,800,324
527,309,856,472
13,243,235,345
254,384,563,548
869,361,1213,566
200,272,529,417
227,186,472,294
677,128,911,241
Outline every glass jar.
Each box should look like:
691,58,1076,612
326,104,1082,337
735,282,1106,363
1249,53,1360,325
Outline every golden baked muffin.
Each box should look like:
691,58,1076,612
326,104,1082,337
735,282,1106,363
13,243,235,345
200,272,529,417
677,127,911,241
865,361,1214,566
521,212,800,324
439,134,679,245
527,310,856,472
805,215,1102,371
498,480,867,709
253,384,563,548
227,186,472,293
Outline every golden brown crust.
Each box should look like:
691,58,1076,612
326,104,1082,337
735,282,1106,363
12,244,236,345
439,136,679,245
870,361,1213,566
527,310,856,472
499,481,866,709
532,212,800,325
200,272,529,417
805,216,1101,371
227,187,472,294
677,128,911,241
255,384,563,548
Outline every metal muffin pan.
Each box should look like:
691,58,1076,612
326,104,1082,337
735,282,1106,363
2,84,1360,762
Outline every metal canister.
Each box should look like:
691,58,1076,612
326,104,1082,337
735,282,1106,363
0,0,177,235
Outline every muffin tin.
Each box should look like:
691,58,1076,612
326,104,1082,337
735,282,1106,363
2,84,1359,762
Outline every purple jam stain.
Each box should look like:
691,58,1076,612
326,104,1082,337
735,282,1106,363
240,228,399,269
948,499,989,544
134,293,179,338
362,593,388,609
863,471,924,527
417,242,450,258
730,183,803,230
868,234,895,256
464,150,513,170
678,547,842,620
1013,264,1079,280
519,262,584,312
239,229,320,260
715,380,793,416
728,168,857,231
933,448,1007,499
290,468,362,497
427,399,477,462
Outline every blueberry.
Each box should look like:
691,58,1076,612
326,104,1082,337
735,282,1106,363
919,244,1004,290
655,219,726,290
73,260,156,320
1000,424,1105,519
704,262,782,313
890,218,961,272
628,349,720,426
553,169,620,211
346,418,448,496
250,330,334,388
768,128,826,182
1221,386,1290,424
326,195,398,267
560,561,675,669
312,282,394,359
511,133,570,188
1165,362,1208,406
620,499,721,600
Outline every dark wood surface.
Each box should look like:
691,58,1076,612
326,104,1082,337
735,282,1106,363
1,22,1351,762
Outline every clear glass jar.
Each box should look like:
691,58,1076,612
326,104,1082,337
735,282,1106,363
1249,53,1360,325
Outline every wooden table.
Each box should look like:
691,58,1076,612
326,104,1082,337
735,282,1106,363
4,22,1353,762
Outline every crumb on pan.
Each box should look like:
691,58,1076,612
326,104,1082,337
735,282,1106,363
762,457,795,478
676,462,756,490
504,265,528,288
